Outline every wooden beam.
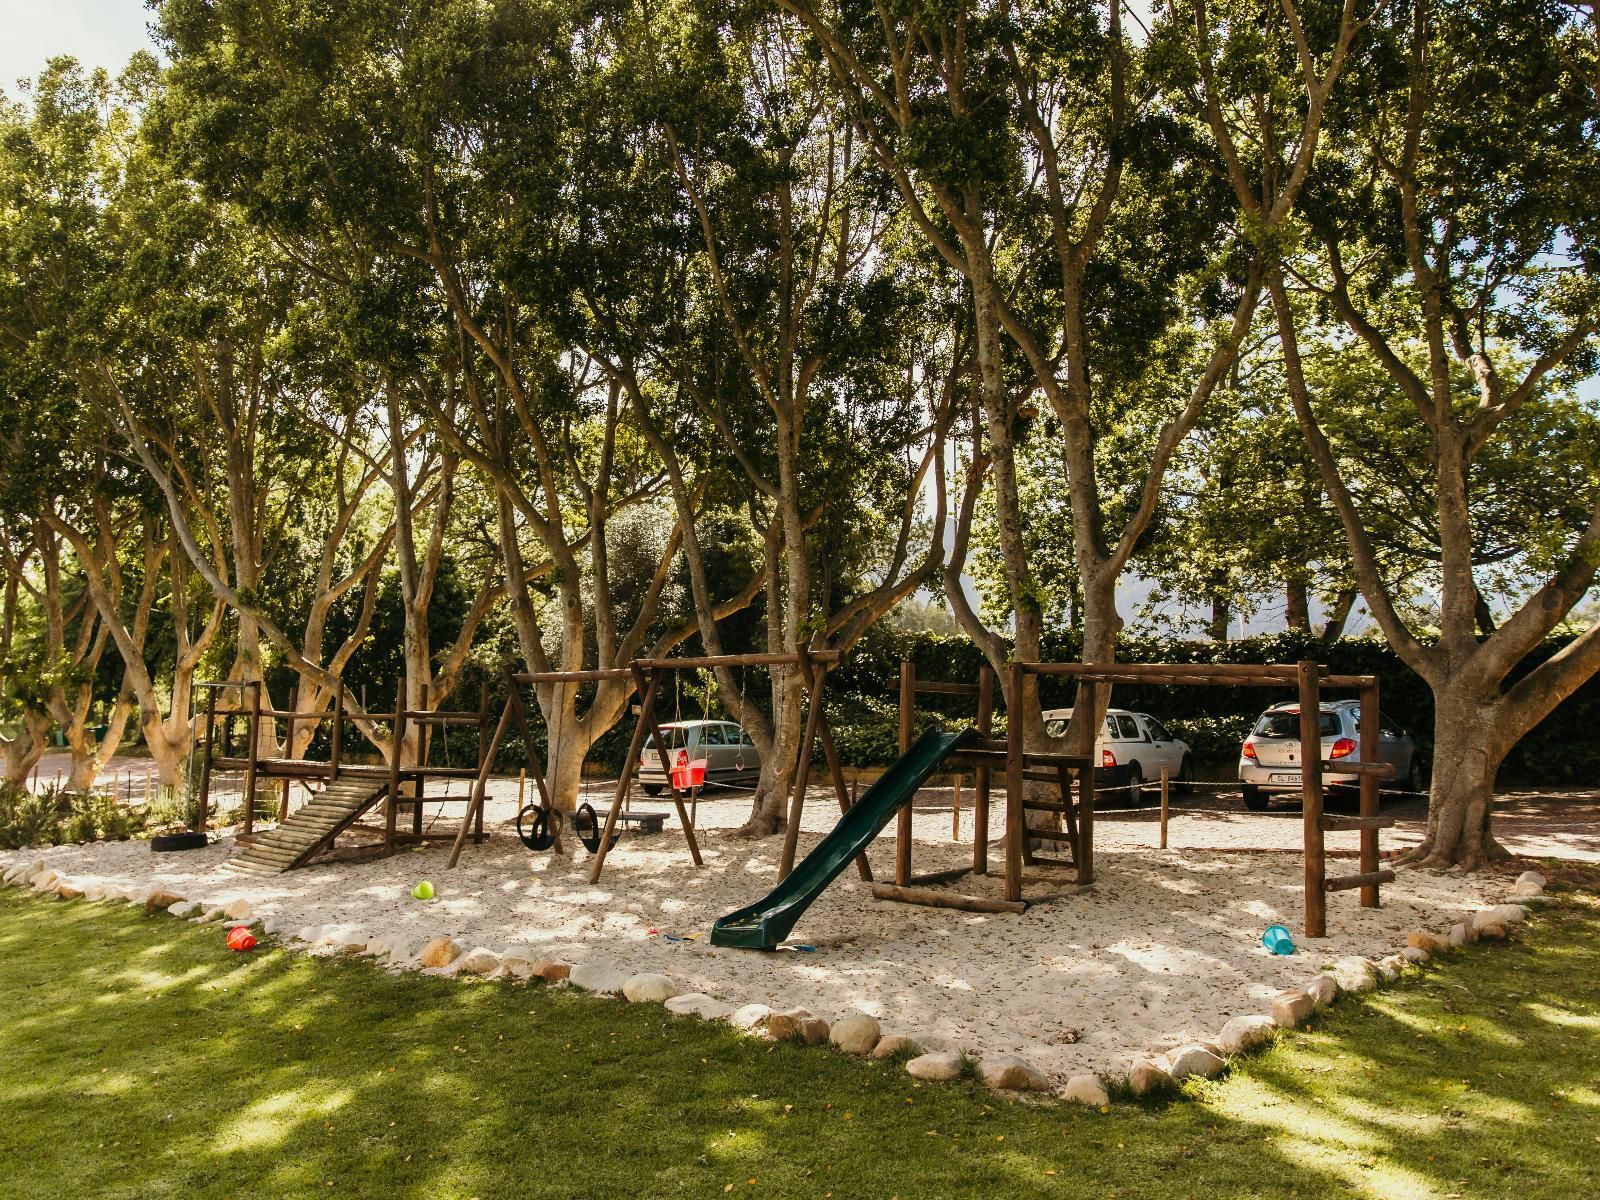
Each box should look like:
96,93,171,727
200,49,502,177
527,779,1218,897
1358,678,1382,908
896,659,915,888
870,882,1027,914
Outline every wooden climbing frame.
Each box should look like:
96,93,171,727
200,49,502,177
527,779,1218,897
877,661,1094,915
1021,660,1394,938
198,675,495,867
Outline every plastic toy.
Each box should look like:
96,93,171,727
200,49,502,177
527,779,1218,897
412,880,435,900
226,925,257,952
1262,924,1295,955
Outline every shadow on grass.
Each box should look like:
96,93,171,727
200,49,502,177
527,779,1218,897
0,889,1596,1199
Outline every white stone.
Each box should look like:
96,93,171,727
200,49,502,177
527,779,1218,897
1306,975,1339,1009
727,1003,772,1032
1060,1074,1111,1107
906,1051,963,1082
569,963,628,995
1164,1044,1226,1081
31,870,59,892
419,937,463,969
1479,903,1530,927
1376,955,1406,982
622,973,680,1003
1401,946,1428,964
1217,1015,1277,1056
829,1013,882,1055
1327,956,1379,993
665,993,735,1021
1514,870,1547,890
200,906,227,923
1447,922,1470,947
1271,990,1316,1027
223,898,254,921
979,1054,1049,1091
870,1033,923,1059
500,952,540,979
1127,1059,1172,1097
168,900,201,918
915,1033,962,1056
457,946,502,975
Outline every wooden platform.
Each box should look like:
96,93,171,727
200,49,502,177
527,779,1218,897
221,778,392,877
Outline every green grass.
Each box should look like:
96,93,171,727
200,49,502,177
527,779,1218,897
1,891,1597,1200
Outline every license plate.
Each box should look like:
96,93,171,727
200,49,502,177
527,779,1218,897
1270,773,1302,784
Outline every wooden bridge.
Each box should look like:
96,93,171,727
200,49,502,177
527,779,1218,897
195,680,493,876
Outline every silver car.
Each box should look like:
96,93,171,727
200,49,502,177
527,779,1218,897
638,720,759,796
1238,700,1425,811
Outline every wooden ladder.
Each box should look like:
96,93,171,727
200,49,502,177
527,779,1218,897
221,778,391,877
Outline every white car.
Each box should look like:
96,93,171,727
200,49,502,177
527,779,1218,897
1042,707,1194,804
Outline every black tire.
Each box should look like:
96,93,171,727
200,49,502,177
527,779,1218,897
1241,786,1270,812
1401,756,1425,796
1124,763,1144,806
517,805,561,852
1175,755,1195,796
642,784,664,797
151,831,208,853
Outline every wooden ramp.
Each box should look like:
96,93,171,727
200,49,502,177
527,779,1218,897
221,777,391,877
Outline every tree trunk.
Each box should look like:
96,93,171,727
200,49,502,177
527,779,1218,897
1403,684,1508,870
1320,588,1358,641
1285,577,1311,631
1206,591,1231,642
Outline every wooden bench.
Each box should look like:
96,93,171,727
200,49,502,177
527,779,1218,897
615,810,668,835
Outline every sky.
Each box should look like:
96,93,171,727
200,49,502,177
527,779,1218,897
1,1,159,96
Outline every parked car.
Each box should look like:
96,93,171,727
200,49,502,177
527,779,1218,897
1041,707,1194,804
1238,700,1425,811
638,720,759,796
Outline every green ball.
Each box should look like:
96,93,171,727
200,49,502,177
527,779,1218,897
412,880,435,901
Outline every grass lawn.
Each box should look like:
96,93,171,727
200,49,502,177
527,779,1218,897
1,889,1597,1199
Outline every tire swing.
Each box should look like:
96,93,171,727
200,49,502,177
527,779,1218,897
516,803,564,852
572,802,617,854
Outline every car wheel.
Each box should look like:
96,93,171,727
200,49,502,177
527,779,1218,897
1241,786,1269,812
642,784,664,797
1175,755,1195,796
1402,756,1425,795
1124,763,1144,806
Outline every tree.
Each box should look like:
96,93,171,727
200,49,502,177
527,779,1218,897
1270,0,1600,867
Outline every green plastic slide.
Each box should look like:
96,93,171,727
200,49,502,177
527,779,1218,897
710,725,973,950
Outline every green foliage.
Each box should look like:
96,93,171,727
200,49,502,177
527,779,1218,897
0,782,142,849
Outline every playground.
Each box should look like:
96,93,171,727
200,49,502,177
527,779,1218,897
16,769,1528,1085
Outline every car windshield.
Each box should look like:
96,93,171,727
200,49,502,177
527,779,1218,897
1253,711,1338,739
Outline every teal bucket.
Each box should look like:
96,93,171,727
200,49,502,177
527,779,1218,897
1262,924,1295,955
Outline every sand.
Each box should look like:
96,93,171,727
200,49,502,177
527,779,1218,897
3,778,1536,1083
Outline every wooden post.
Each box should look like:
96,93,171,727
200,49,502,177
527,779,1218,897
632,666,705,871
780,649,828,881
474,682,489,842
952,774,962,841
1159,766,1170,850
1004,663,1025,903
448,694,516,868
518,769,526,807
196,686,217,834
385,679,405,853
241,681,261,839
1298,660,1327,938
1358,678,1381,908
973,667,994,876
1078,681,1096,886
143,769,152,805
895,660,915,887
590,672,661,884
330,686,344,779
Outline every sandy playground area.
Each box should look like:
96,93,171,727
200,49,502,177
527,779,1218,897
7,776,1584,1084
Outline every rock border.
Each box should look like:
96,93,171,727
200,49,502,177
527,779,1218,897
0,854,1551,1103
